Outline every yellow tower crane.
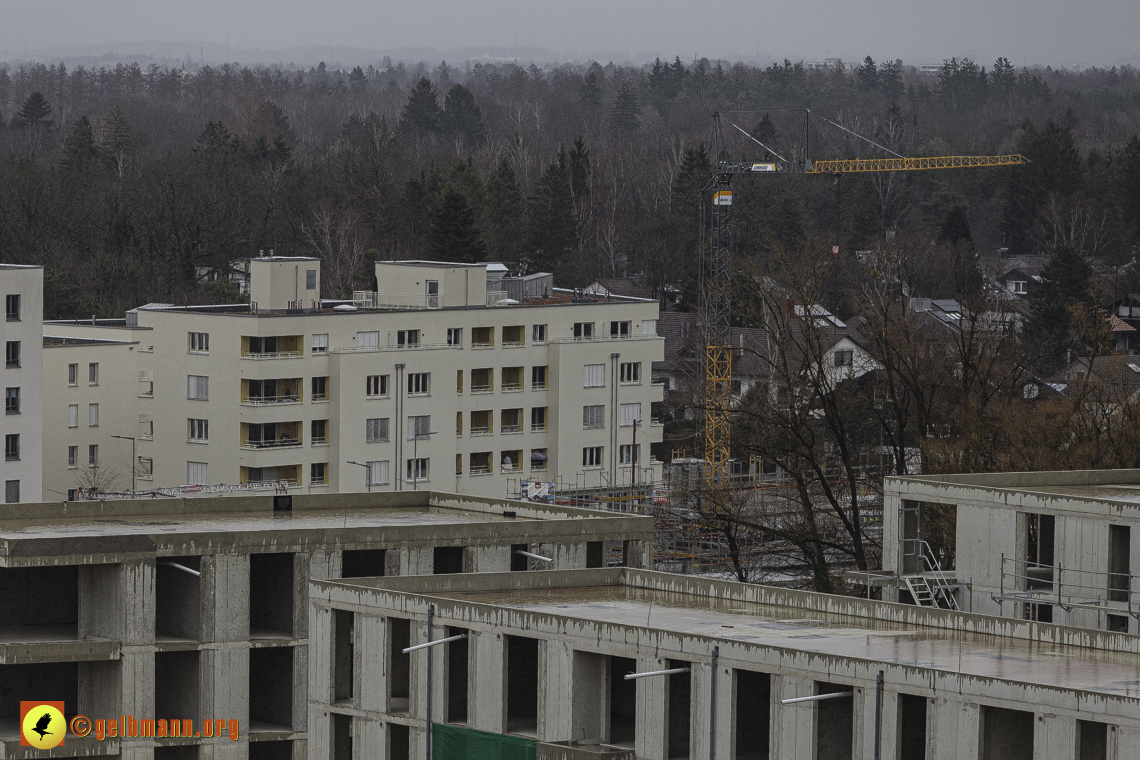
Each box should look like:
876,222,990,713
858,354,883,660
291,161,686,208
702,110,1028,489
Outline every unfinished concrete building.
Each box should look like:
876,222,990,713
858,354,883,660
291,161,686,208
313,568,1140,760
883,469,1140,632
0,491,650,759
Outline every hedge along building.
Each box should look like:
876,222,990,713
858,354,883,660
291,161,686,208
311,568,1140,760
0,490,651,760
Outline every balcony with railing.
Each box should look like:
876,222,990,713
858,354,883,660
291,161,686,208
470,410,493,436
501,366,523,392
471,327,495,348
240,421,302,450
241,335,303,359
471,368,494,393
500,409,522,434
469,452,492,475
241,378,302,406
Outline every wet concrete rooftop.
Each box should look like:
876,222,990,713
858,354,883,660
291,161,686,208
436,585,1140,698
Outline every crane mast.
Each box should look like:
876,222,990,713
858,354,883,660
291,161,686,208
700,109,1028,491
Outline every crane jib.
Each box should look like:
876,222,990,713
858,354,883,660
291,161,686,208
718,155,1029,176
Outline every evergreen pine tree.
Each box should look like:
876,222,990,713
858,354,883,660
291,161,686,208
526,154,577,274
609,80,641,133
61,116,99,172
425,186,487,263
1023,244,1097,358
15,91,52,127
938,204,973,246
879,60,904,101
580,69,603,109
482,157,526,266
101,105,134,176
568,136,590,200
938,204,982,299
1119,135,1140,240
401,78,441,133
857,56,880,90
1001,120,1084,254
441,84,485,144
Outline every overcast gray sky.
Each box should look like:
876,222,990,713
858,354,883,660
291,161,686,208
3,0,1138,67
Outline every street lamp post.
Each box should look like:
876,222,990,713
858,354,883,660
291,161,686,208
111,435,136,492
410,430,436,491
347,460,371,492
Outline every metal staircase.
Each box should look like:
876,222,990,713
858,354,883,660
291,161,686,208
901,539,962,611
904,576,937,607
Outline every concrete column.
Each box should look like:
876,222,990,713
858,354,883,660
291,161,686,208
207,554,251,642
624,540,650,569
294,645,309,732
310,604,333,706
859,689,898,760
882,490,902,576
400,547,435,576
119,651,155,722
771,675,814,760
712,666,734,760
689,661,712,760
1033,714,1076,760
546,542,586,570
928,697,979,760
470,630,506,733
308,708,332,760
294,553,311,638
467,545,510,573
201,648,250,728
541,639,574,741
1114,725,1138,759
311,550,335,581
634,654,667,760
357,614,387,712
356,717,385,760
571,651,607,743
121,559,156,645
210,739,249,760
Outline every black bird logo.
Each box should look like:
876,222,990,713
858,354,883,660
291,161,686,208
31,712,53,741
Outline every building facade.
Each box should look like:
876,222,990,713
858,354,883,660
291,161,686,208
0,264,43,503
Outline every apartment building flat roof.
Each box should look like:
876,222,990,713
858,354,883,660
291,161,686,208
886,468,1140,509
327,568,1140,700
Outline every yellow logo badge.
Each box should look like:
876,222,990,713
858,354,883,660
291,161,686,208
20,702,66,749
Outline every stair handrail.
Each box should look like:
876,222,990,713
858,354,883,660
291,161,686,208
915,539,961,610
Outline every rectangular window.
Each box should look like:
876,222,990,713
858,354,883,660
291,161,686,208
609,320,630,338
471,368,492,393
642,319,657,336
456,370,464,394
4,480,18,504
406,458,429,481
188,375,209,400
502,325,524,346
68,363,78,385
531,448,548,471
620,362,641,383
188,332,210,352
312,333,329,354
470,410,492,435
584,364,605,388
187,461,208,485
356,331,379,349
619,444,641,464
532,324,547,343
68,404,78,428
500,408,522,433
4,433,19,461
472,327,494,347
531,407,547,431
834,349,854,367
306,269,317,290
532,366,548,389
447,328,463,346
583,446,603,467
369,460,390,486
583,405,605,429
502,366,523,391
620,402,642,427
312,419,328,444
137,458,152,480
408,373,430,395
188,418,209,441
408,415,431,439
366,418,390,443
5,341,19,368
397,329,420,346
456,412,463,436
89,362,99,384
425,279,439,308
573,322,594,339
366,374,389,397
5,294,19,321
311,462,327,484
68,446,78,467
88,444,98,465
88,403,99,427
4,387,18,414
312,376,328,401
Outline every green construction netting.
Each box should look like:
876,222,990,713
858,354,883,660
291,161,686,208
432,723,537,760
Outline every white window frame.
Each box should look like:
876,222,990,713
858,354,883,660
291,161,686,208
366,418,390,443
408,415,431,440
641,319,657,336
368,460,390,486
619,443,641,464
68,404,78,428
619,402,642,427
583,446,604,467
188,418,209,442
356,331,380,349
447,328,463,346
187,461,209,486
312,333,329,354
88,403,99,427
532,324,548,343
620,362,641,384
408,373,430,395
406,457,429,481
367,374,389,397
583,405,605,429
584,364,605,388
188,375,209,400
68,446,77,467
189,332,210,353
68,363,78,386
88,362,99,385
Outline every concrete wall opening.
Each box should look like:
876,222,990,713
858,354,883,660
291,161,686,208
154,746,199,760
0,566,78,635
898,694,927,760
1109,525,1130,602
1078,720,1108,760
342,549,386,578
667,660,692,760
249,553,295,637
610,656,637,747
250,740,294,760
332,714,353,760
815,682,853,760
389,618,411,713
155,651,200,723
506,635,539,736
586,541,604,568
249,646,294,730
156,556,201,641
734,669,769,759
0,662,78,723
333,609,354,704
445,626,469,724
390,722,410,760
1025,513,1055,591
980,706,1033,760
1107,614,1129,633
511,544,531,571
434,546,465,574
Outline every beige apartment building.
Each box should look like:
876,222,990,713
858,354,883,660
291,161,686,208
44,258,664,499
0,264,43,503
